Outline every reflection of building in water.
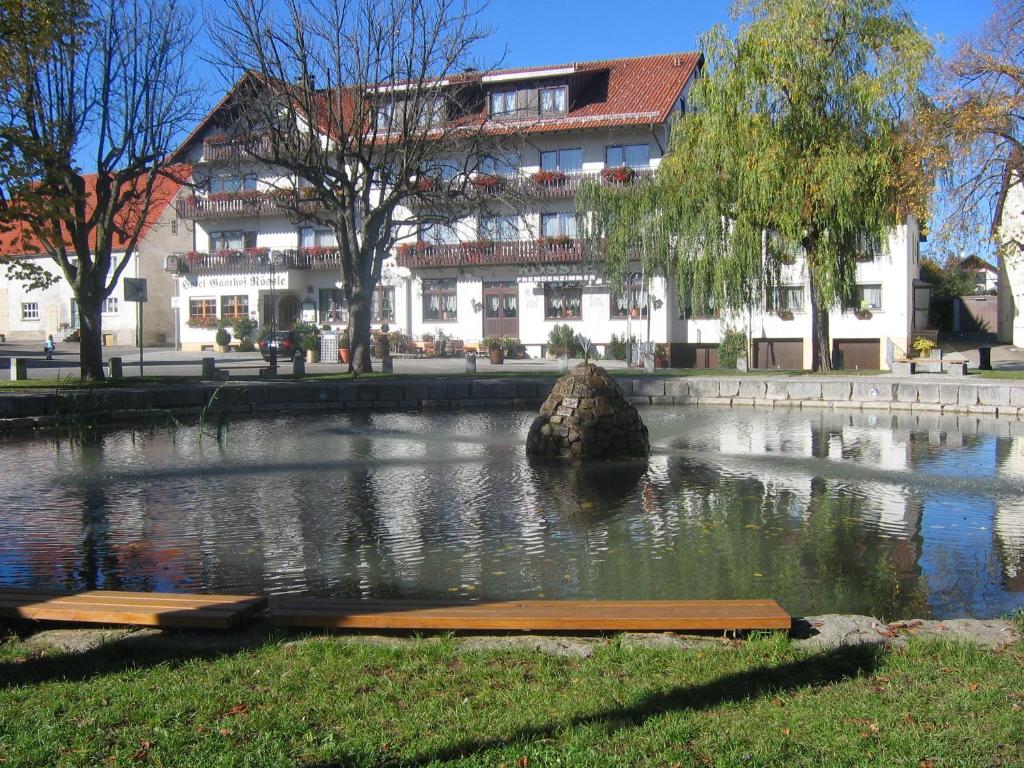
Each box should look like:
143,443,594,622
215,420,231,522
994,437,1024,590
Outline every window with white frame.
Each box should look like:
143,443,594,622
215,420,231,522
209,175,257,194
422,222,460,244
767,286,805,312
540,147,582,172
479,152,519,175
849,284,882,310
544,283,582,319
102,297,119,315
373,286,396,323
299,227,337,249
606,144,651,168
479,215,519,241
611,272,648,318
188,298,217,325
21,302,39,321
209,230,257,252
539,85,567,114
541,212,577,239
422,279,457,321
489,90,516,116
221,295,249,319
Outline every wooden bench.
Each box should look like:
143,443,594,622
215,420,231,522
269,598,791,632
0,588,267,629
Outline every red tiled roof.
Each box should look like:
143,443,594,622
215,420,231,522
0,170,185,258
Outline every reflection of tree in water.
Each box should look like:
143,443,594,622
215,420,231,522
609,457,933,618
74,434,122,591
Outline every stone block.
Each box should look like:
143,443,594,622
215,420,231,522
632,379,665,397
822,381,852,401
968,404,999,416
672,396,698,405
911,402,944,413
651,396,674,405
787,382,823,401
403,381,430,402
702,396,733,406
421,399,449,410
915,384,940,403
832,400,863,410
765,381,790,401
753,398,775,408
739,380,767,399
978,386,1011,406
957,386,980,406
731,397,756,407
890,401,914,411
896,384,918,403
515,380,542,398
664,379,690,398
852,382,895,402
445,380,471,400
801,399,831,408
355,383,380,401
472,379,518,400
627,396,651,406
719,379,741,398
427,381,448,400
687,379,721,398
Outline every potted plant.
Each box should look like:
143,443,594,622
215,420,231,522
501,336,520,360
654,344,670,368
854,307,873,319
338,328,351,364
776,309,794,321
483,336,504,364
215,327,231,353
911,336,937,358
531,169,567,186
301,332,320,363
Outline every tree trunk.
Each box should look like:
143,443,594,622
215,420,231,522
78,301,106,380
347,276,375,375
808,275,832,372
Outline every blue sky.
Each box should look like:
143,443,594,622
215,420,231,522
471,0,993,70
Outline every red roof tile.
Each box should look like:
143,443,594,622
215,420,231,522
0,171,186,258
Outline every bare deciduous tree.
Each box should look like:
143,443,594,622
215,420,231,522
0,0,199,379
211,0,511,373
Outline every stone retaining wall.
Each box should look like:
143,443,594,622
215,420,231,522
3,374,1024,431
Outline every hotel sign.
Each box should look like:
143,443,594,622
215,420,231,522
181,273,287,291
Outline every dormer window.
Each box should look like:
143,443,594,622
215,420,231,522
490,91,516,116
539,86,567,114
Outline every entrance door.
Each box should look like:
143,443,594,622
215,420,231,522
482,282,519,338
278,295,301,329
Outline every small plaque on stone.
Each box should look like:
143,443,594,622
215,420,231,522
556,405,575,417
554,424,570,437
562,397,579,408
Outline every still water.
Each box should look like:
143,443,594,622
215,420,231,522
1,406,1022,619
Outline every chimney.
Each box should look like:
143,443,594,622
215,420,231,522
297,73,315,91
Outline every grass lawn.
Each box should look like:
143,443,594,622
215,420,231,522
0,628,1021,767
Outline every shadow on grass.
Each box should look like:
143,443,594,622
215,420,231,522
0,621,280,688
304,644,881,767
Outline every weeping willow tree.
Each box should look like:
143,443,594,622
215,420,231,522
579,0,933,370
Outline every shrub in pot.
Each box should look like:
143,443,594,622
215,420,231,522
718,329,748,370
338,329,351,363
483,336,504,364
301,332,320,363
215,327,231,352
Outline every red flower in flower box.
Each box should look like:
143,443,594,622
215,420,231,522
416,178,438,193
531,170,567,186
538,235,573,248
471,174,504,192
601,166,635,184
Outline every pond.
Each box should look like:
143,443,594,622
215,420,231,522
1,406,1022,620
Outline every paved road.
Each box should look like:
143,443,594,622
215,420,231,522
0,341,629,379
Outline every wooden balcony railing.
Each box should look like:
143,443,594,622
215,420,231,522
166,248,343,275
394,239,588,269
200,136,274,163
174,191,322,220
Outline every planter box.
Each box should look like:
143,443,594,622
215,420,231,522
946,360,969,377
891,360,915,376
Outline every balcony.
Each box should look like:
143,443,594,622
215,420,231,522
434,166,656,202
394,239,588,269
166,247,343,275
174,189,322,220
200,135,273,163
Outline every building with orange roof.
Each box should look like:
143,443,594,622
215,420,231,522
166,52,924,368
0,173,192,346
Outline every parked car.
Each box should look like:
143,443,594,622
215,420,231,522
259,330,301,361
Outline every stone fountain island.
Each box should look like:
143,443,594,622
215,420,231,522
526,362,649,459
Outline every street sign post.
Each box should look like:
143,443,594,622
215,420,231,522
123,278,148,376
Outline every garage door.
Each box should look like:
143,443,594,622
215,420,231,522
670,343,719,369
832,338,880,370
752,339,804,370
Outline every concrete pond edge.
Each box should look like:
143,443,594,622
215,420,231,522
5,374,1024,432
6,615,1020,661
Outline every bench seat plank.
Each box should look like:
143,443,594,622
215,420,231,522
270,598,791,632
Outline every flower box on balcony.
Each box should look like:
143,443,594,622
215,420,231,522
187,316,220,330
532,170,567,186
538,235,574,248
206,190,262,203
471,174,505,192
184,251,205,266
416,178,438,193
601,166,635,184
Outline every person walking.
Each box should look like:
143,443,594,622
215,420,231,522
43,335,55,360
